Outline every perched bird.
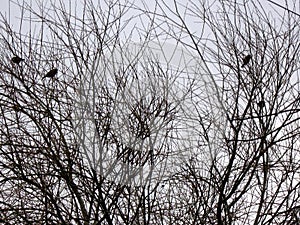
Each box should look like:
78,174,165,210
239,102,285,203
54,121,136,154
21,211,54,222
43,68,58,79
241,55,252,68
11,56,24,64
258,100,265,108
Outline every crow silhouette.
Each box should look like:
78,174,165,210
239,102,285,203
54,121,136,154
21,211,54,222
241,55,252,68
11,56,24,64
43,68,58,79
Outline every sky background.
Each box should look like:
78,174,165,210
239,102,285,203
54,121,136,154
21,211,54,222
0,0,299,45
0,0,299,187
1,0,299,23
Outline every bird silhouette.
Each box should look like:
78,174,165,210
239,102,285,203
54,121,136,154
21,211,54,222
43,68,58,79
258,100,265,108
241,55,252,68
11,56,24,64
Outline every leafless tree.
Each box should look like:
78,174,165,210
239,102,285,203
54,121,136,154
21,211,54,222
0,0,198,224
145,0,300,224
0,0,300,224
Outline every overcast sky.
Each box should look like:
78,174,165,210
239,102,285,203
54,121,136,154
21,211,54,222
1,0,299,21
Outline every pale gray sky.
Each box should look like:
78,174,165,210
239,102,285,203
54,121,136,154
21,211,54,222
1,0,299,23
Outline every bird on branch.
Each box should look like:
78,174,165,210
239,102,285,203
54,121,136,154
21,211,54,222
11,56,24,64
258,100,265,108
241,55,252,68
43,68,58,79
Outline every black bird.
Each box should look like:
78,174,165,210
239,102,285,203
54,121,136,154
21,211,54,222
11,56,24,64
43,68,58,79
258,100,265,108
241,55,252,68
